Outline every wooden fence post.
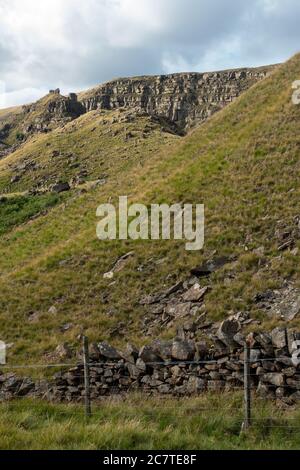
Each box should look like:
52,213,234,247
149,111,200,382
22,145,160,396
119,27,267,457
83,336,92,419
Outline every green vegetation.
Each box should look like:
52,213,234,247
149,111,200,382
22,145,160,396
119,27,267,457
0,393,300,450
0,194,63,236
0,110,177,193
0,54,300,364
15,132,25,142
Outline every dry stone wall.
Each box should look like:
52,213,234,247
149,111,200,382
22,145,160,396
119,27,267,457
1,326,300,407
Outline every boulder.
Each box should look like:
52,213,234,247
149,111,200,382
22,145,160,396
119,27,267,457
98,342,121,360
111,251,135,274
139,345,160,364
186,376,206,394
171,339,195,361
271,327,287,349
286,377,300,390
52,182,70,193
164,303,191,318
250,349,261,363
195,341,208,359
287,330,297,355
158,384,171,394
233,333,246,346
164,281,184,296
255,332,274,355
18,378,35,397
150,340,173,361
136,358,147,372
261,373,285,387
182,284,209,302
190,257,232,277
120,343,139,364
217,318,241,348
170,365,182,377
55,343,72,360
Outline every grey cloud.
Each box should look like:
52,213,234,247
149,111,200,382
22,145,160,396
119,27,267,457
0,0,299,107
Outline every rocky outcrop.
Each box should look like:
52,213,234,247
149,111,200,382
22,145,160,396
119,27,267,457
79,66,275,133
0,65,275,157
21,93,85,135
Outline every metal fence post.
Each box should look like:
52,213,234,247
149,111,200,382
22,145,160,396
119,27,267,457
83,336,92,419
243,341,251,431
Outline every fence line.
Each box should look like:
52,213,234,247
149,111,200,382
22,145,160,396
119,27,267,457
1,357,297,369
0,338,299,433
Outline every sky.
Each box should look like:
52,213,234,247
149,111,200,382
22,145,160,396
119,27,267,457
0,0,300,108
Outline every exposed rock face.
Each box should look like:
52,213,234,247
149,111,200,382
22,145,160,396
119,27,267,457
21,94,85,135
0,65,275,158
80,66,275,133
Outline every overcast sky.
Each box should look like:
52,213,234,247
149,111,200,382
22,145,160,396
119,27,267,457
0,0,300,108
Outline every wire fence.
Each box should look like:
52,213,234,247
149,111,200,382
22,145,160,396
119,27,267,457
1,338,300,433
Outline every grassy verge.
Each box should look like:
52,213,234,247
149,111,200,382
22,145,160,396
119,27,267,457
0,393,300,450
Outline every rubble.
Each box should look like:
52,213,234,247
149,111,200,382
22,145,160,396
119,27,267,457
255,282,300,321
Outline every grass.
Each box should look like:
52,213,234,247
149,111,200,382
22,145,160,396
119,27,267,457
0,193,64,236
0,108,177,194
0,54,300,364
0,393,300,450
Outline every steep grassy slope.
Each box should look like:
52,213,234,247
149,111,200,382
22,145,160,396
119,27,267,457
0,106,22,123
0,54,300,364
0,109,176,194
0,106,23,150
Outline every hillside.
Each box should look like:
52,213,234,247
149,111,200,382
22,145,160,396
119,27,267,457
0,54,300,365
0,65,273,159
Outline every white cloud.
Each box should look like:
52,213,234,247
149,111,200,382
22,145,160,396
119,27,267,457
0,0,299,108
1,87,49,108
